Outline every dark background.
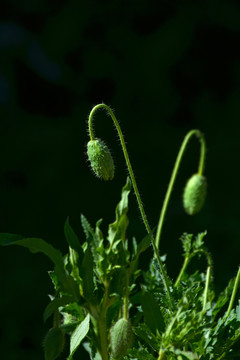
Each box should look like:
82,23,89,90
1,1,240,359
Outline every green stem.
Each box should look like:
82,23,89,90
174,248,212,287
174,256,190,287
226,266,240,318
98,282,110,360
202,266,211,312
123,271,129,320
88,103,174,310
158,348,166,360
88,104,151,234
155,130,206,251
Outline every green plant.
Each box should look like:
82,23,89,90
1,103,240,360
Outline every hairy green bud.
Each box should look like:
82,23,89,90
87,139,114,180
183,173,207,215
110,318,134,359
43,327,65,360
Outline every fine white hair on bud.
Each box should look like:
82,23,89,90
110,318,134,359
183,173,207,215
87,138,115,181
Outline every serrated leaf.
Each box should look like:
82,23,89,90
81,215,102,264
180,233,193,255
193,231,207,250
81,215,96,244
134,323,159,352
127,346,156,360
69,313,90,360
108,177,131,246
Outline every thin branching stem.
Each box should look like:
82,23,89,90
155,130,206,251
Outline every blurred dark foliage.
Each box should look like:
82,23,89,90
1,1,240,359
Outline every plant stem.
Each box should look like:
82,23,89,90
174,249,212,287
155,130,206,251
88,104,174,311
202,266,211,312
226,266,240,318
88,104,151,235
174,256,190,287
98,282,110,360
158,348,166,360
123,271,129,319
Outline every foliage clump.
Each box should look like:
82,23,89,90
1,104,240,360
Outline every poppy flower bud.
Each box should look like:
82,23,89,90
43,327,65,360
110,318,134,359
183,173,207,215
87,139,114,180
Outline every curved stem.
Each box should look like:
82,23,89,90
174,248,212,287
88,104,174,311
155,130,206,251
174,256,189,287
89,104,151,235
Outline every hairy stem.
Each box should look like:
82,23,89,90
88,104,174,310
88,104,151,235
155,130,206,251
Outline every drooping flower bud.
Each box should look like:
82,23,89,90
87,139,114,180
43,327,65,360
110,318,134,359
183,173,207,215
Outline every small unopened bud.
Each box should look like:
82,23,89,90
87,139,114,180
183,173,207,215
43,327,65,360
110,318,134,359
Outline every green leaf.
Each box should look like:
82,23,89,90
211,277,235,318
81,245,95,302
81,214,96,244
108,177,131,246
81,214,101,262
127,346,156,360
180,233,193,255
0,234,67,282
136,232,153,257
134,323,159,352
64,217,83,258
193,231,207,250
141,291,165,333
43,295,74,323
69,313,90,360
